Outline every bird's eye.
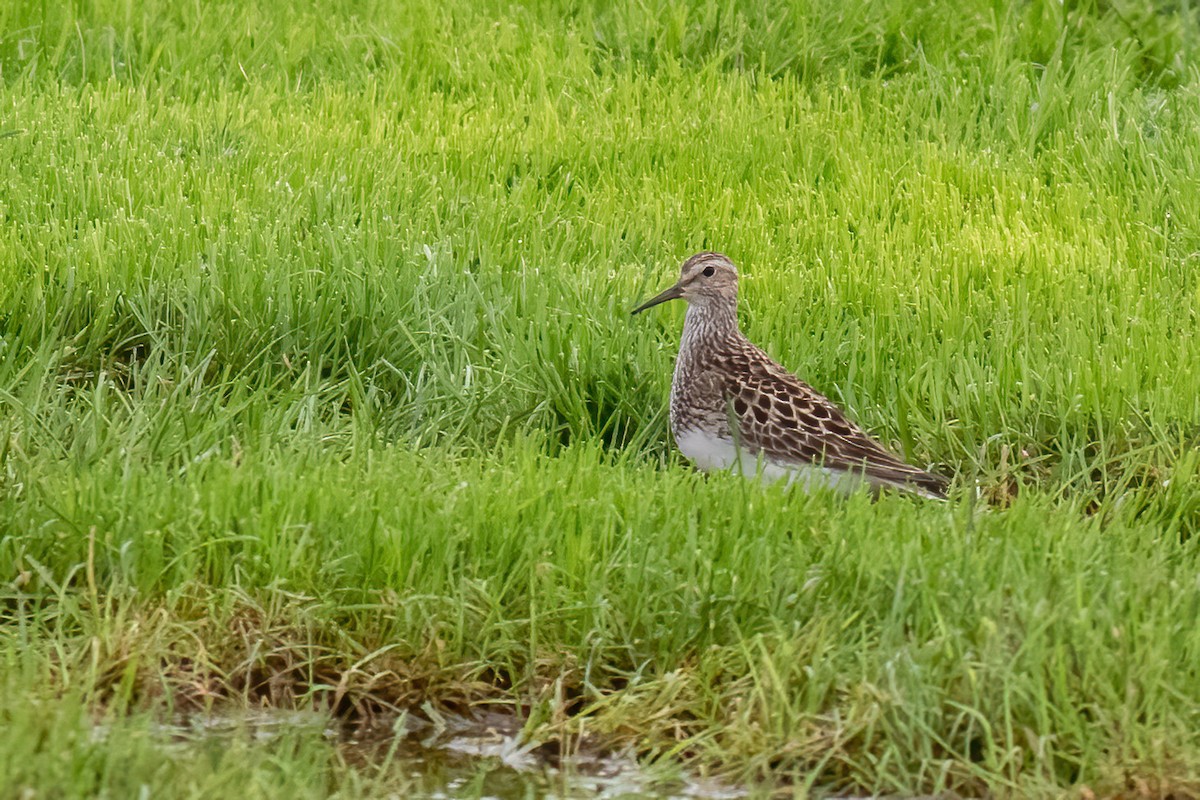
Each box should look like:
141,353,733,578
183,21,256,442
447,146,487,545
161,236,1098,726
702,266,715,277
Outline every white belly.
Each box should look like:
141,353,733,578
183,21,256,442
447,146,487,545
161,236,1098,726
673,428,863,493
673,427,739,471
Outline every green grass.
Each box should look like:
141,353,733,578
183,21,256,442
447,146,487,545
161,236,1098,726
3,0,1200,796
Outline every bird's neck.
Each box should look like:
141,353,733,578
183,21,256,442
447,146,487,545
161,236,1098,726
680,301,740,355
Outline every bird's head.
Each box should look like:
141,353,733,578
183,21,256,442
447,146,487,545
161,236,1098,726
631,252,739,315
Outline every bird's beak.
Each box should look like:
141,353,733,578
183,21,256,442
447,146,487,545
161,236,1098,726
631,282,683,315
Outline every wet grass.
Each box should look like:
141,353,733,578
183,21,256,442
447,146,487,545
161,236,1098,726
3,0,1200,796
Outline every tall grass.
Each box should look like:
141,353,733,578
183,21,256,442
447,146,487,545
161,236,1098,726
2,0,1200,795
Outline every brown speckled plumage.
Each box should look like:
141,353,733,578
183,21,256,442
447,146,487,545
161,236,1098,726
633,252,948,500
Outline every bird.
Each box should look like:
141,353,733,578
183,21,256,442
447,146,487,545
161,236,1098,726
632,251,949,500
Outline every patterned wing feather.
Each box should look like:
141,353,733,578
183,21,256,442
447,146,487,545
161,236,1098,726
719,345,948,498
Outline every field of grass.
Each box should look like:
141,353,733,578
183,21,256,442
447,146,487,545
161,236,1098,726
3,0,1200,796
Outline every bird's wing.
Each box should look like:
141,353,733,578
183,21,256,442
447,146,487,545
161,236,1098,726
717,345,948,498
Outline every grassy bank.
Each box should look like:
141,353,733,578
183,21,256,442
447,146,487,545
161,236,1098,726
3,0,1200,796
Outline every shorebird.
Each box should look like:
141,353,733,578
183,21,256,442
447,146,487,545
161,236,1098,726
632,252,948,499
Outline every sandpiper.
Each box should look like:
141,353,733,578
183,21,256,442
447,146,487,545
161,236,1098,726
632,252,948,499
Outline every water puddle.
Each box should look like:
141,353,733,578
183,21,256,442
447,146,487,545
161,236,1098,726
139,708,747,799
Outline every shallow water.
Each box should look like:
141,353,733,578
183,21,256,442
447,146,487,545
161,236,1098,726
147,709,747,799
